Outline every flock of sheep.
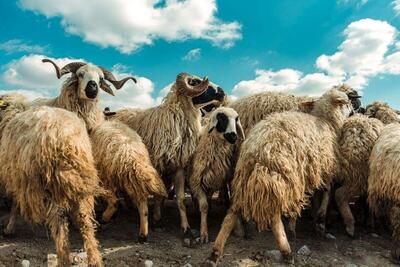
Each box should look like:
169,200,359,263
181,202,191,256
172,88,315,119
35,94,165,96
0,58,399,266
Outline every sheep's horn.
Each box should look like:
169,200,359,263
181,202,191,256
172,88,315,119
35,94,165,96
176,72,209,97
42,59,86,79
100,67,137,90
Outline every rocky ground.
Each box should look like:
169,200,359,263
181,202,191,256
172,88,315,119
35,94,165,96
0,198,396,267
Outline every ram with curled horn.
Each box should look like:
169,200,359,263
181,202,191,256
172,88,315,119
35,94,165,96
34,59,168,243
108,71,227,246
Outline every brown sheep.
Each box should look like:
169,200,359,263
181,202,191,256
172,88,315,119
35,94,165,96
0,96,103,266
204,89,352,266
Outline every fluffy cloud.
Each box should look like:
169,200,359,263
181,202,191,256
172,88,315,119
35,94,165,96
0,39,48,55
393,0,400,15
233,19,400,98
1,54,166,109
182,48,201,61
18,0,241,53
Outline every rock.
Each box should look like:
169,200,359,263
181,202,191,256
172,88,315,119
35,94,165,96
183,264,192,267
265,250,282,262
21,260,30,267
234,258,259,267
47,254,58,267
297,245,311,256
345,264,358,267
144,260,153,267
326,233,336,240
371,233,379,238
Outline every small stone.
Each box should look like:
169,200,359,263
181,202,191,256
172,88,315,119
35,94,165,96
235,258,259,267
265,250,282,262
326,233,336,240
144,260,153,267
297,245,311,256
371,233,379,238
183,264,192,267
21,260,30,267
345,264,358,267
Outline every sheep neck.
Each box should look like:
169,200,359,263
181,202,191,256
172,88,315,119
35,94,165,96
53,81,104,132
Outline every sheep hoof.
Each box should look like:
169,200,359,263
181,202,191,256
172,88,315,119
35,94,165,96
182,228,199,248
138,234,148,243
200,233,209,244
345,225,355,238
202,251,219,267
391,243,400,264
282,252,294,264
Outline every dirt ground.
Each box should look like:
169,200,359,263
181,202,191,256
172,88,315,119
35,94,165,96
0,198,396,267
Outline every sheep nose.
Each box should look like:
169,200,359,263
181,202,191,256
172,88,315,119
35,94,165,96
224,132,237,144
85,80,98,99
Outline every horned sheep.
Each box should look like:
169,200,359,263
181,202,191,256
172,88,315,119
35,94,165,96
0,94,103,266
204,89,352,265
364,101,400,124
110,73,226,245
189,107,245,244
41,59,167,242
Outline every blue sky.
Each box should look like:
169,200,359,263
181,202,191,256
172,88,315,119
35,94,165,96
0,0,399,109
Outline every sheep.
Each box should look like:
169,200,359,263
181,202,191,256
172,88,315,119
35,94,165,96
110,73,226,245
229,84,362,136
90,120,167,242
0,95,103,266
368,123,400,262
204,89,352,265
189,107,245,244
364,101,400,124
335,114,383,237
42,59,167,242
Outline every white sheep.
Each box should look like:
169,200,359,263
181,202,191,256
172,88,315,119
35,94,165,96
204,89,352,265
111,73,226,246
41,59,167,242
189,107,245,244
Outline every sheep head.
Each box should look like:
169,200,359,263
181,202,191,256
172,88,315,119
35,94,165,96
175,73,226,109
208,107,245,144
43,59,136,101
364,101,400,123
334,84,362,112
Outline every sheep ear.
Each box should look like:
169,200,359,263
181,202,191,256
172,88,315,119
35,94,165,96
332,95,349,105
236,119,245,140
300,99,315,109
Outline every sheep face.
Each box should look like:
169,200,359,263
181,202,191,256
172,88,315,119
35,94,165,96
208,107,245,144
193,82,226,112
75,64,105,100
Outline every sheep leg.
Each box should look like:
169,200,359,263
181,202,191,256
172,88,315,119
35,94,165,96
175,169,197,247
133,198,149,243
271,213,293,264
197,190,209,244
152,196,163,228
101,191,119,223
204,208,238,266
47,207,71,267
233,217,245,238
315,185,331,236
72,196,103,267
390,205,400,262
335,185,355,237
287,217,297,241
3,201,17,236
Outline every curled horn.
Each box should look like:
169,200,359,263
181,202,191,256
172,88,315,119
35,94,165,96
100,67,137,90
42,59,86,79
176,73,209,97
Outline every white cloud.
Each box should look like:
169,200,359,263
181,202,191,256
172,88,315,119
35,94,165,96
233,19,400,98
1,54,165,109
18,0,241,53
0,39,48,55
182,48,201,61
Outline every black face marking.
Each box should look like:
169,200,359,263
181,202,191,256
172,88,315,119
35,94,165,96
349,97,361,111
202,104,216,113
216,113,229,133
192,86,226,105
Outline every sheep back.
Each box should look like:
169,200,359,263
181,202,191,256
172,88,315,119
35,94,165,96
231,111,339,231
90,120,167,201
0,106,101,224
